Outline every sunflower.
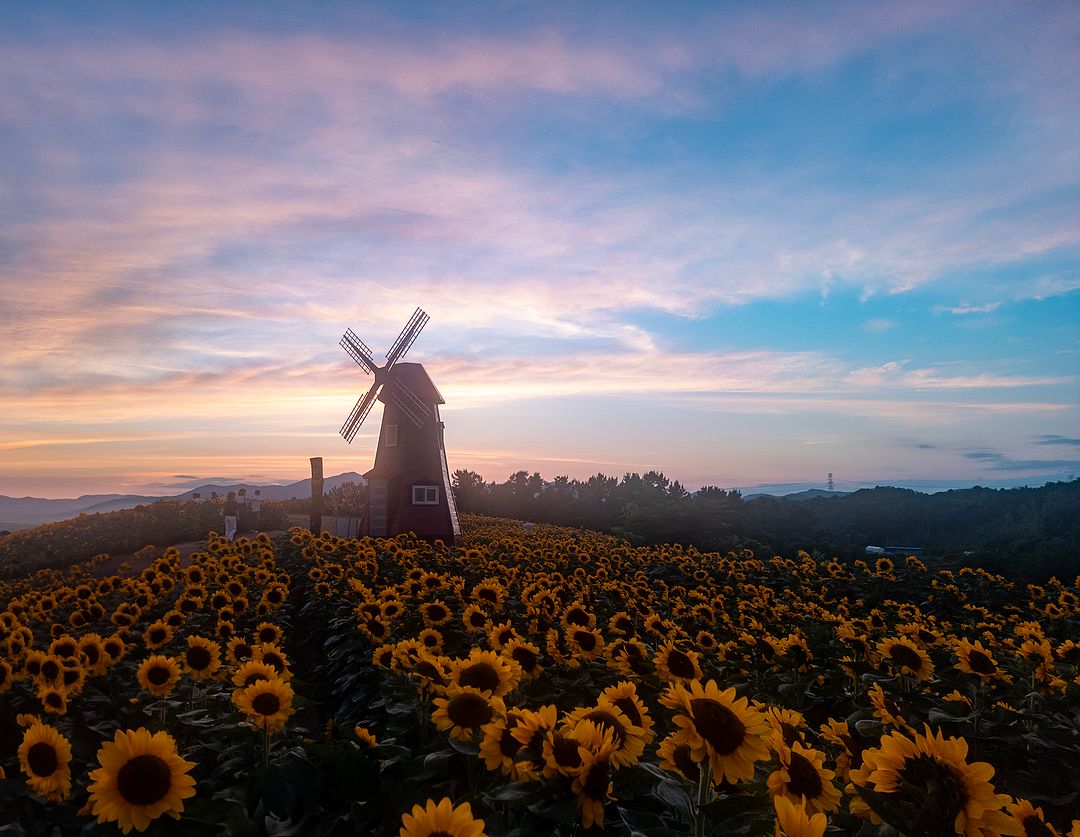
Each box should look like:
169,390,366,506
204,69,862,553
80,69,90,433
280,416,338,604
431,685,505,741
252,643,290,676
0,659,12,695
19,721,72,802
451,648,520,697
562,702,647,768
566,626,605,661
502,639,543,680
479,710,534,781
231,660,279,689
38,685,68,715
509,704,559,768
654,642,703,684
657,728,702,783
954,638,1008,681
599,680,654,743
418,628,445,654
354,725,379,748
87,728,196,834
773,796,827,837
762,705,807,749
572,720,619,829
79,633,108,676
233,677,295,733
462,604,491,634
225,636,254,666
851,726,1020,837
183,636,222,681
541,727,589,778
1006,799,1059,837
142,621,173,651
399,797,488,837
421,600,452,628
667,679,770,784
253,621,283,646
767,739,842,814
877,636,934,681
868,683,912,732
137,655,181,697
411,651,452,693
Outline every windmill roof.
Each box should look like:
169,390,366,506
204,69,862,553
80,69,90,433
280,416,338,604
384,362,444,405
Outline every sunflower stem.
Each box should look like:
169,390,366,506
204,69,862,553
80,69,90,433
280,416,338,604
692,757,713,837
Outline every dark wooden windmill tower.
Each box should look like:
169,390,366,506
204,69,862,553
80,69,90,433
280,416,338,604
339,308,461,545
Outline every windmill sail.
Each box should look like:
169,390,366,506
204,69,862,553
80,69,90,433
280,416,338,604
340,328,378,375
340,382,380,442
384,307,429,369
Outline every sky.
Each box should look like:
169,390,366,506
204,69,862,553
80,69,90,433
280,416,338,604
1,0,1079,499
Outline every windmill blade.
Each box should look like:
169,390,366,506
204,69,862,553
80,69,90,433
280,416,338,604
340,329,378,375
340,382,381,443
384,307,430,370
389,376,432,429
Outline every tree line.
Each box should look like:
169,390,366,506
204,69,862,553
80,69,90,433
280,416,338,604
451,470,1080,580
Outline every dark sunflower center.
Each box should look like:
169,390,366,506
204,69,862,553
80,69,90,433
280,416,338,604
252,691,281,716
918,629,937,644
666,649,697,679
27,742,58,777
117,754,173,806
901,754,966,830
574,630,597,651
83,645,100,664
673,744,700,782
259,628,277,643
787,751,824,798
565,608,589,627
187,646,212,670
780,722,801,747
614,617,634,633
149,629,166,644
1023,816,1056,837
233,644,252,662
469,611,487,627
262,654,285,673
42,660,61,680
552,735,582,769
500,727,522,758
511,647,537,672
585,710,626,745
886,643,921,670
416,661,446,685
689,698,746,755
967,650,996,675
459,662,501,693
447,693,493,729
45,692,63,708
583,760,610,801
427,605,447,621
147,666,171,686
613,697,642,727
478,589,498,602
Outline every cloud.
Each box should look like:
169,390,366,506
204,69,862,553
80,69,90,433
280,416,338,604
1034,434,1080,446
938,302,1003,315
962,449,1080,471
864,318,897,333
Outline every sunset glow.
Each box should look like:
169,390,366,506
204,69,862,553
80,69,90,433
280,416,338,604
1,1,1078,498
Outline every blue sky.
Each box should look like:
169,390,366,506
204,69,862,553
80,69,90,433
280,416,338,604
1,0,1078,497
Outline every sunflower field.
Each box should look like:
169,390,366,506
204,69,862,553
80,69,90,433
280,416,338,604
1,515,1079,836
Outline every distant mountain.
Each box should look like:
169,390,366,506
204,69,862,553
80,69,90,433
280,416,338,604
0,472,366,531
743,488,852,501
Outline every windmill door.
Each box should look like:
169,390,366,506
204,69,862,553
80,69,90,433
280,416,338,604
369,477,389,537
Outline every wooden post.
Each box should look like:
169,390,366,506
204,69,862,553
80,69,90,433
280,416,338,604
310,457,324,534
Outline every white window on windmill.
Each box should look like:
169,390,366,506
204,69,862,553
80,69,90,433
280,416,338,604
385,424,399,447
412,485,439,505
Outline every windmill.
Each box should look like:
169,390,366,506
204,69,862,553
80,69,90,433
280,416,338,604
339,307,461,544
